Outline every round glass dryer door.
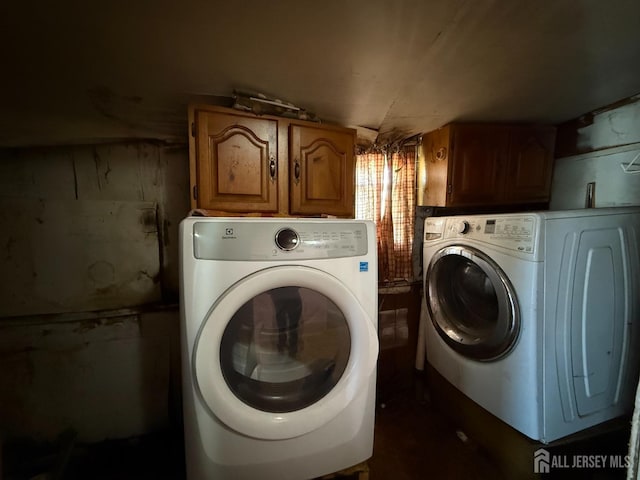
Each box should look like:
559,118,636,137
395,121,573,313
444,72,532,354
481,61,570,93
220,286,350,413
193,265,378,440
425,245,520,361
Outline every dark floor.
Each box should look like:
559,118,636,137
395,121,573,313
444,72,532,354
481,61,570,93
3,379,630,480
369,383,504,480
3,384,501,480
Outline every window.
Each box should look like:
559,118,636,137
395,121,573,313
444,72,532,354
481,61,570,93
355,146,416,283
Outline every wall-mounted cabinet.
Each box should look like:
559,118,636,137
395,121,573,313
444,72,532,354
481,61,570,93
417,123,556,207
189,105,356,217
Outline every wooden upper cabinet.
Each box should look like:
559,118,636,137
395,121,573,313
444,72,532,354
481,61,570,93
289,124,355,216
418,123,556,207
194,109,278,213
449,124,508,206
189,104,356,217
504,126,556,204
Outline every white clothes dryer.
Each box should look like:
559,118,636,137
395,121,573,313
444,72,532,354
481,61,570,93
180,217,378,480
422,207,640,443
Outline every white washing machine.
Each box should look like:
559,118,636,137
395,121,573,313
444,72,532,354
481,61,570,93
422,207,640,443
179,217,378,480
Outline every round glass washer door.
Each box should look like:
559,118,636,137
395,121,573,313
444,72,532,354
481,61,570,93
194,265,378,440
425,245,520,361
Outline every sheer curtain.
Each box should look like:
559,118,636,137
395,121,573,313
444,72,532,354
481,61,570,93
355,146,416,284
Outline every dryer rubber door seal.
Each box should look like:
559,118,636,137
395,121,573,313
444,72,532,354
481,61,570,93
193,265,378,440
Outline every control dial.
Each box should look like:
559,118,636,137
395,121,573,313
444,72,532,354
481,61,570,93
275,228,300,251
455,221,471,235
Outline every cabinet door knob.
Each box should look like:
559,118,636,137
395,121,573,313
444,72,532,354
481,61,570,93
294,158,300,184
269,156,277,182
435,147,447,161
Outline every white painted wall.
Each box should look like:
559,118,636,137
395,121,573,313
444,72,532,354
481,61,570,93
550,144,640,210
550,97,640,210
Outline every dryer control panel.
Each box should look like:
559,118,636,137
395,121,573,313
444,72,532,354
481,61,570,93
193,220,370,260
425,215,537,253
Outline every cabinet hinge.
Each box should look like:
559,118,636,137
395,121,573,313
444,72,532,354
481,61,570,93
193,185,198,200
447,184,452,195
191,122,196,138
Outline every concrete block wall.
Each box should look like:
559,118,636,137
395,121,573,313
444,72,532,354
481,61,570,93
0,141,189,443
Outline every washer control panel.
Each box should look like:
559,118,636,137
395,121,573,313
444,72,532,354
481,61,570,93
425,215,537,253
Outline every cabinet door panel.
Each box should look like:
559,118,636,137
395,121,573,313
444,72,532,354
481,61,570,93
504,127,555,203
289,125,354,217
196,111,278,212
306,143,341,200
418,126,450,206
449,125,508,206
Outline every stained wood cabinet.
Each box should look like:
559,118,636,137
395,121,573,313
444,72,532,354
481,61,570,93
289,124,355,216
189,105,356,217
503,126,557,204
418,123,556,207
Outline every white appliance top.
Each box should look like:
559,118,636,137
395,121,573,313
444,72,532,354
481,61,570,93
190,218,371,261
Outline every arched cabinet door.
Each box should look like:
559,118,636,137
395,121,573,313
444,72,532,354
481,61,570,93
195,110,279,213
289,124,355,217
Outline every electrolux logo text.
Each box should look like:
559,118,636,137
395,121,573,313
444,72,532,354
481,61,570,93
533,448,630,474
222,227,237,240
